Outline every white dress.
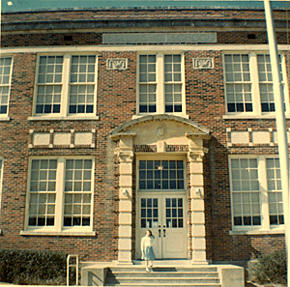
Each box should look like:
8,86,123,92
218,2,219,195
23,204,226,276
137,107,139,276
141,235,156,260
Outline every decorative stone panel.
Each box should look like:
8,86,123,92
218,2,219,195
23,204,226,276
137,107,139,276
166,144,189,152
193,58,214,69
107,59,128,70
226,128,288,147
134,145,157,152
33,133,50,146
53,133,71,146
29,129,96,148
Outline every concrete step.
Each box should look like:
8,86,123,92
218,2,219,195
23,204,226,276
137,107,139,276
106,277,220,284
109,266,218,273
108,271,219,278
105,265,221,286
105,284,221,287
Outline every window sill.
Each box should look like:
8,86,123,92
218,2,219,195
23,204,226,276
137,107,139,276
28,116,100,121
229,229,285,235
133,114,189,120
20,230,96,236
223,114,290,120
0,116,10,121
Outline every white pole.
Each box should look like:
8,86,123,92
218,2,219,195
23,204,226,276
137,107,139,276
264,0,290,286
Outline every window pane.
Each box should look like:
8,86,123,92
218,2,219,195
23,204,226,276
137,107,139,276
28,159,57,227
224,54,252,114
0,57,13,115
69,57,96,114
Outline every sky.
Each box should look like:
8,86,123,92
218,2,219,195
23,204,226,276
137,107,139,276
1,0,289,12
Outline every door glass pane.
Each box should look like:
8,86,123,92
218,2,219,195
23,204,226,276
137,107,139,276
165,198,183,228
141,198,159,228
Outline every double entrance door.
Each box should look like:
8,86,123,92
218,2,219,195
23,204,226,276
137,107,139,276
136,193,187,259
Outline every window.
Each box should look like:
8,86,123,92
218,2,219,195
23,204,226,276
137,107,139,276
257,54,284,112
139,160,185,190
229,156,284,233
25,157,94,234
137,53,184,116
266,158,284,225
224,52,287,116
34,54,97,119
0,56,13,118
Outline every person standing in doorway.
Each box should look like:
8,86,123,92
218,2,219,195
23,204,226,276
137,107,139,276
141,230,156,272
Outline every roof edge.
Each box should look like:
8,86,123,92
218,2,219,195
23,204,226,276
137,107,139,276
1,5,286,15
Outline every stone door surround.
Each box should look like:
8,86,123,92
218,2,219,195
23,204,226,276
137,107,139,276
110,115,210,264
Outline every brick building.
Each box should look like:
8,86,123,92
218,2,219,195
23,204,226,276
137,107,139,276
0,5,289,283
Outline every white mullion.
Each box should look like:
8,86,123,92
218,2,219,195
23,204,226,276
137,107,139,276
33,55,41,116
90,158,95,230
62,54,71,117
4,56,13,116
281,54,289,114
55,157,65,232
181,52,185,114
258,156,270,230
157,52,164,114
250,52,261,115
94,54,98,115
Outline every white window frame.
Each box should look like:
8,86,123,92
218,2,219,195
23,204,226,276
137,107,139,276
0,158,4,230
223,52,289,119
135,52,187,118
229,155,285,235
21,156,95,236
136,154,187,193
30,53,99,121
0,55,13,121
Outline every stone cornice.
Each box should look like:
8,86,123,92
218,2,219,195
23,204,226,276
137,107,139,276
186,132,211,140
1,18,288,33
110,114,210,136
110,132,137,141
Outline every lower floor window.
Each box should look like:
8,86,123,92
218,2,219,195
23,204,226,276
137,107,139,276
230,156,284,231
26,157,94,232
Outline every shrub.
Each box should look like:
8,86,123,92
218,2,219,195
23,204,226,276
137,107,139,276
251,249,286,285
0,249,67,285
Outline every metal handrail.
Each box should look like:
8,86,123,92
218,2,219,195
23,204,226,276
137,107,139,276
67,254,79,286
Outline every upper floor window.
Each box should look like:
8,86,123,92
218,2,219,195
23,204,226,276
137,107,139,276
0,57,13,118
137,53,185,116
229,155,284,233
224,53,287,116
33,54,97,119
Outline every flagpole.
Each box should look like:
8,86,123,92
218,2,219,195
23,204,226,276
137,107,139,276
264,0,290,285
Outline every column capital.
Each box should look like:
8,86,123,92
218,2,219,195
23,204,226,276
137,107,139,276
188,147,208,162
115,149,134,163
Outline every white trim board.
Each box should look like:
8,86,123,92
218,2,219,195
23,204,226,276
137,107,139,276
1,44,290,54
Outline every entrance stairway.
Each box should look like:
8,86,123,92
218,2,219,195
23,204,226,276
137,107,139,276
104,266,221,286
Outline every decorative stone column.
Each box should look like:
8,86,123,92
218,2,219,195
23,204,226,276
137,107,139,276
113,134,136,264
187,135,208,265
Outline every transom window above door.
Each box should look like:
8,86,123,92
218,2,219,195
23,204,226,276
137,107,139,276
137,53,185,117
138,160,185,190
